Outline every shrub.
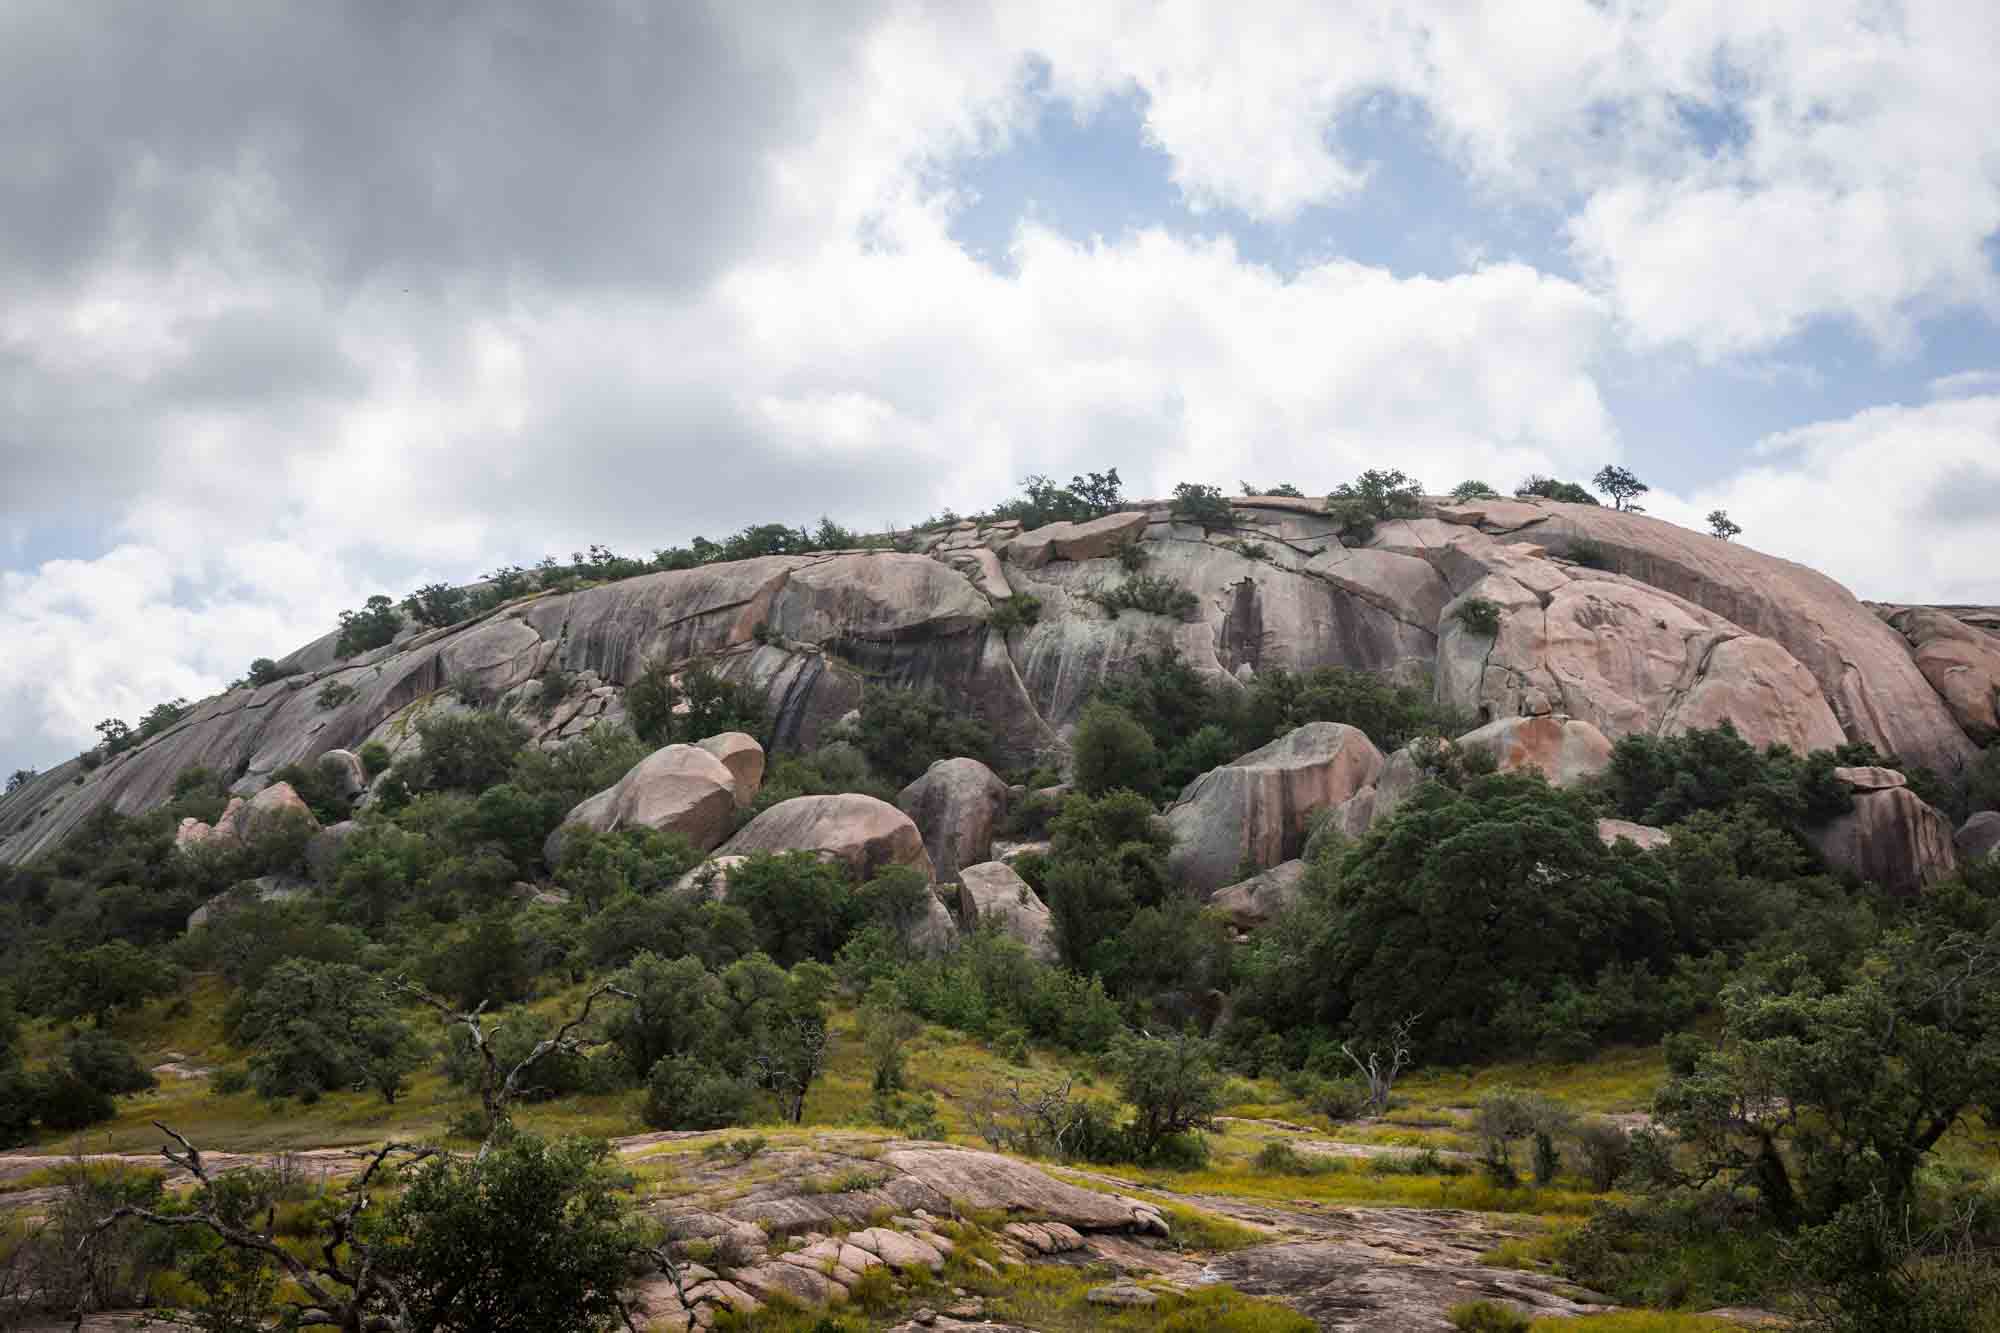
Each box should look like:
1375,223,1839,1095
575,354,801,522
1449,480,1500,501
1447,1301,1532,1332
1114,1030,1225,1159
1453,596,1502,637
1089,574,1199,619
64,1031,156,1097
245,657,291,686
335,595,403,656
315,680,357,709
1223,539,1271,561
1515,474,1599,505
1567,538,1610,569
1170,481,1233,530
534,663,573,715
846,685,995,787
625,657,766,748
400,710,529,794
642,1054,753,1130
236,960,422,1104
1070,701,1161,798
1573,1118,1633,1192
1306,1077,1370,1122
987,469,1123,530
987,593,1042,633
358,741,392,779
1326,468,1423,542
1114,539,1150,571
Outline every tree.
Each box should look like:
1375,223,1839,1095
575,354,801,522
1340,1013,1416,1118
1115,1030,1224,1157
1449,479,1500,501
336,594,404,656
723,851,860,967
1169,481,1233,530
5,767,33,794
403,582,470,629
1070,700,1160,798
1515,474,1599,505
860,978,922,1093
245,657,288,686
1241,481,1305,498
1592,465,1650,512
1326,469,1423,542
61,941,179,1025
1644,925,2000,1230
237,961,423,1104
846,685,995,787
400,710,529,794
1707,509,1742,541
94,717,134,755
751,1009,831,1124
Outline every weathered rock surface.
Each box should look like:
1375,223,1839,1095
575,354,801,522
316,749,368,799
1165,723,1385,895
719,794,934,881
904,889,960,958
226,781,321,844
694,732,765,808
1958,811,2000,864
1881,606,2000,744
1210,859,1309,929
1597,818,1671,851
548,743,740,863
1002,511,1150,568
1810,781,1959,895
898,758,1010,883
955,861,1056,962
1453,714,1614,787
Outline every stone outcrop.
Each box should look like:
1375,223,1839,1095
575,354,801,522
182,781,320,850
955,861,1056,961
694,732,765,808
1880,606,2000,745
1810,770,1958,895
547,742,741,863
1597,818,1672,852
1956,812,2000,864
1210,859,1309,929
718,794,934,881
898,757,1009,883
1165,723,1385,894
1453,714,1614,787
6,495,1985,872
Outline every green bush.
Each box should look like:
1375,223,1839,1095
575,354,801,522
643,1052,752,1129
1449,480,1500,501
398,710,530,794
1326,468,1423,542
358,741,392,779
1446,1301,1532,1332
987,593,1042,633
236,959,421,1104
335,595,403,656
1114,539,1150,571
403,582,470,629
846,685,995,788
986,469,1123,530
1453,596,1502,636
1089,574,1199,619
1114,1029,1225,1159
1070,701,1160,798
1514,474,1599,505
64,1031,156,1096
315,680,357,709
625,658,767,748
1170,481,1233,530
246,657,292,686
1567,537,1610,569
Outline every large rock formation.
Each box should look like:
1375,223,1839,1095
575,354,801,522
718,794,934,881
1809,769,1959,895
898,757,1009,883
1165,723,1385,895
955,861,1056,961
4,495,1986,869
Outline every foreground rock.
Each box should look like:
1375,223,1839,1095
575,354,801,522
898,757,1010,883
1210,859,1309,930
1454,713,1614,786
547,742,741,863
955,861,1056,961
1955,812,2000,864
694,732,766,808
718,794,934,880
1809,769,1958,895
1166,723,1386,895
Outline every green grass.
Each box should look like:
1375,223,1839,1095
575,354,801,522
1531,1315,1752,1331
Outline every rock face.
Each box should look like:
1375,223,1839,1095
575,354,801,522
694,733,766,808
956,861,1056,962
1955,812,2000,864
1881,606,2000,745
898,758,1010,883
4,496,1984,870
549,743,741,863
1166,723,1385,895
1810,774,1959,895
719,794,934,881
1454,714,1614,787
1210,859,1309,929
1597,818,1672,852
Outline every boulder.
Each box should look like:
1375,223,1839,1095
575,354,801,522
956,861,1056,962
305,819,361,884
1955,811,2000,864
1833,765,1907,792
316,749,368,799
1165,723,1386,895
226,781,321,844
1597,818,1671,852
904,888,960,958
898,757,1010,883
694,732,765,808
1883,606,2000,744
719,794,934,881
1210,859,1308,929
670,854,751,901
1002,511,1150,568
1454,714,1614,787
1810,784,1959,895
546,744,740,863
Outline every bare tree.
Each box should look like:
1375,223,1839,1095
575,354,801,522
1341,1014,1417,1118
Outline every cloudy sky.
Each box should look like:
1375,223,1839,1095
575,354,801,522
4,1,2000,774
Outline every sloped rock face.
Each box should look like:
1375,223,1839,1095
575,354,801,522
956,861,1056,961
3,496,1983,868
898,757,1009,883
719,794,933,881
1879,606,2000,745
1210,859,1309,929
1810,781,1959,895
1166,723,1385,895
